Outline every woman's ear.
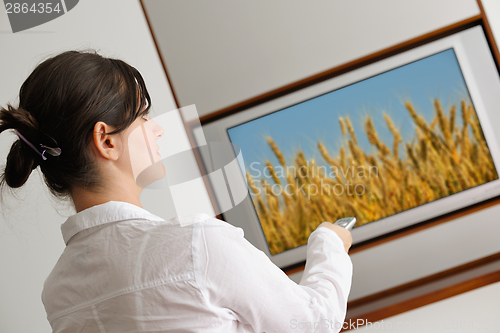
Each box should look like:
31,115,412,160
93,121,121,161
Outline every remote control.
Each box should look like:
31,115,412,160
333,217,357,230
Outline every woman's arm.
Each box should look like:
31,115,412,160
192,218,353,333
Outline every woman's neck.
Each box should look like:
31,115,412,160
71,184,142,213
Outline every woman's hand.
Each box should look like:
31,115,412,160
317,222,353,253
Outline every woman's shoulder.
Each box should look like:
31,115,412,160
174,213,245,242
173,213,238,229
148,213,246,251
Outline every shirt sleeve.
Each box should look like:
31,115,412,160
192,219,353,333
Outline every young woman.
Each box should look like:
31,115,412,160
0,50,353,333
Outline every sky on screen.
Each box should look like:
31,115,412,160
228,49,473,178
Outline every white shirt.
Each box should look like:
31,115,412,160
42,201,353,333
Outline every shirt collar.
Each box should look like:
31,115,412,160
61,201,165,245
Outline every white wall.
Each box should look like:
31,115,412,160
143,0,480,116
483,0,500,43
0,1,211,332
350,281,500,332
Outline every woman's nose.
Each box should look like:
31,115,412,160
151,118,164,138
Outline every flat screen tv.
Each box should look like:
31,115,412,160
199,26,500,269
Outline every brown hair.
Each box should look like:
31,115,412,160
0,50,151,201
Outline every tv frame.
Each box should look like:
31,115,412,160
198,25,500,269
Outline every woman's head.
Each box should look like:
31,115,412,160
0,50,154,201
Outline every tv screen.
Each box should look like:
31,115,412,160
227,48,498,256
199,25,500,268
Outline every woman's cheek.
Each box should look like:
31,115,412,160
128,124,153,181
